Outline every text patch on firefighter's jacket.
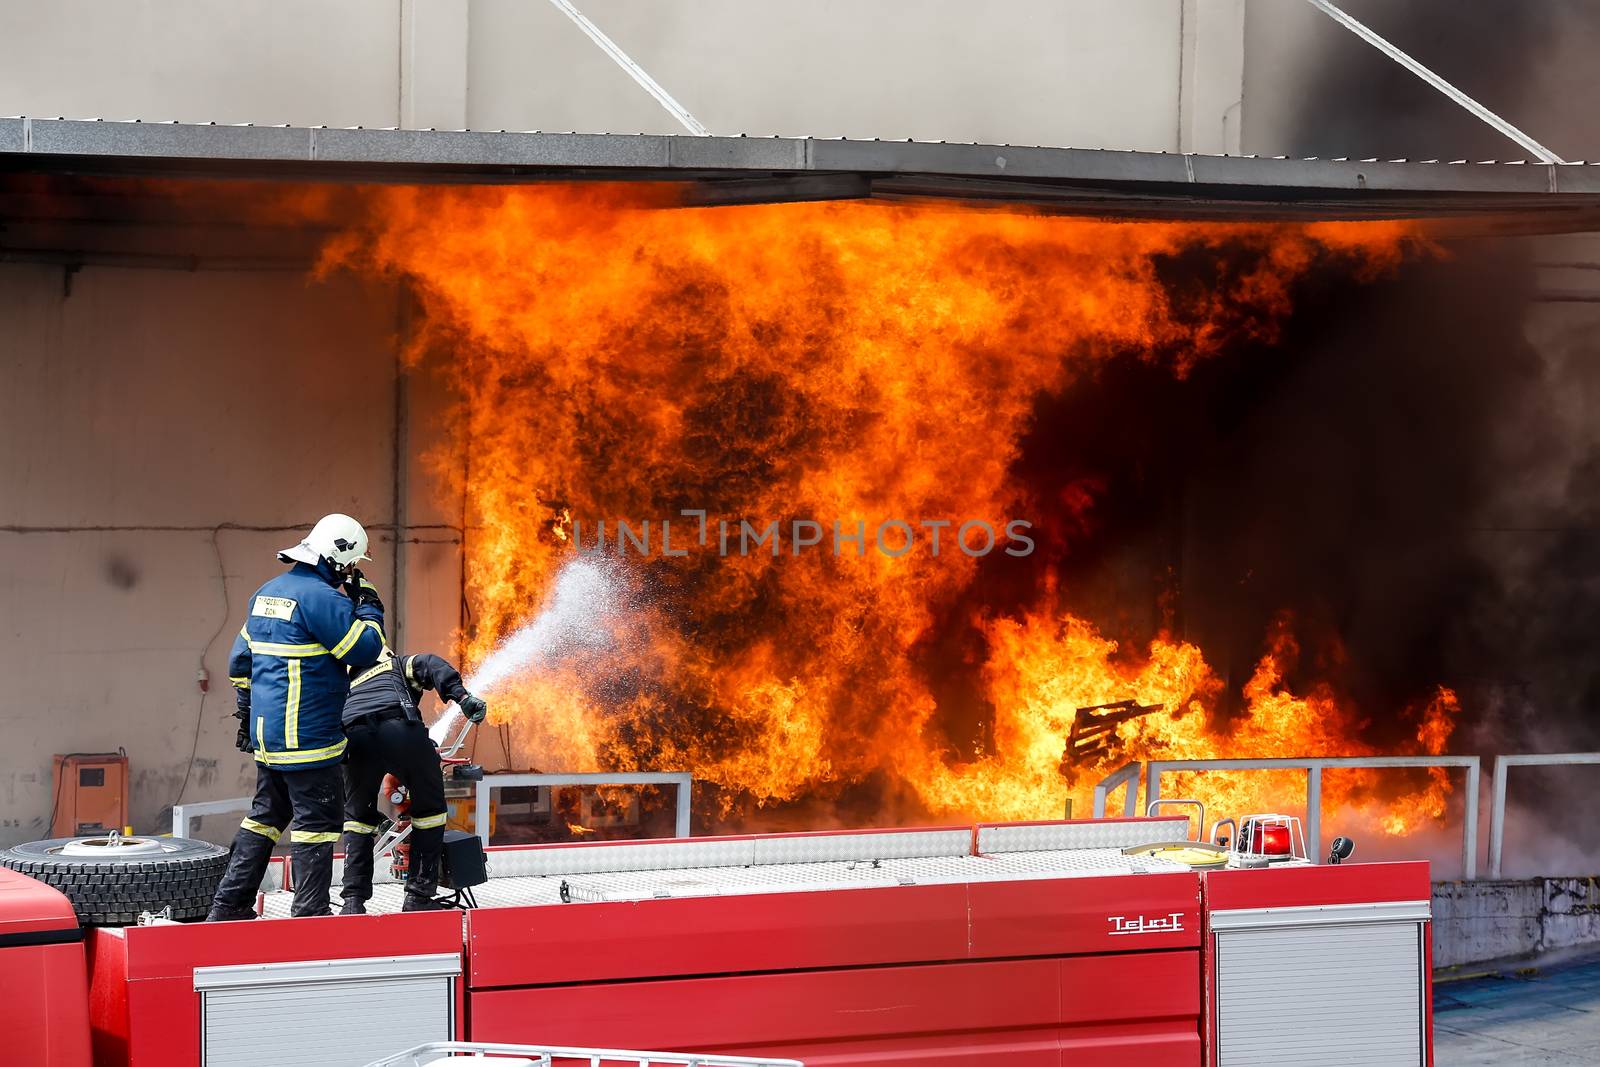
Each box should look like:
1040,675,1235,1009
253,595,297,621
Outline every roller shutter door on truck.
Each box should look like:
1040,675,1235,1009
193,953,458,1067
1213,901,1428,1067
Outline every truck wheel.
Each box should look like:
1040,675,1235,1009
0,835,229,926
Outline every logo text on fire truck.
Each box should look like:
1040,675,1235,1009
1106,912,1185,936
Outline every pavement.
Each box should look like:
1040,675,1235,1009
1436,952,1600,1064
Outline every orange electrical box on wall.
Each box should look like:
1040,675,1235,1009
50,753,128,837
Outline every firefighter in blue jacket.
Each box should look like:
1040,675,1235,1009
206,514,388,920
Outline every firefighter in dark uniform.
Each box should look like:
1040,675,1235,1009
338,649,488,913
206,514,388,920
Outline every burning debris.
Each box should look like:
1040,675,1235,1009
1061,700,1165,781
319,184,1456,833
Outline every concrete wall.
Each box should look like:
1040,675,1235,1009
0,0,403,130
0,0,1246,153
0,261,461,845
1434,878,1600,969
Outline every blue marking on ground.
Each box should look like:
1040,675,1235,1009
1435,952,1600,1065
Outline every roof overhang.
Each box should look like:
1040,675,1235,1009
2,118,1600,233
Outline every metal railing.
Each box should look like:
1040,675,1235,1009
1091,760,1143,819
1090,756,1482,878
475,772,694,843
1488,752,1600,878
174,772,696,846
172,795,253,839
366,1041,802,1067
181,754,1600,882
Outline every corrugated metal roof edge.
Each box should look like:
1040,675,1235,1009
4,117,1600,199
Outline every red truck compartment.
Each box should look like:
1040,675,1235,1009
88,910,465,1066
467,881,973,987
0,865,92,1067
464,861,1204,1066
1202,861,1433,1067
470,952,1201,1066
1204,857,1431,910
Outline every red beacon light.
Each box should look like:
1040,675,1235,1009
1250,823,1291,856
1233,814,1308,865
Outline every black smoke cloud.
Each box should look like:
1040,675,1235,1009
1268,0,1600,751
1286,1,1566,162
989,2,1600,762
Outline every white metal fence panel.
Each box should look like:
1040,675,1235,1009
1215,922,1424,1066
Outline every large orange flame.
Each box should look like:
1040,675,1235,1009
320,185,1454,833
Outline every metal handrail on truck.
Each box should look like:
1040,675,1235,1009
365,1041,803,1067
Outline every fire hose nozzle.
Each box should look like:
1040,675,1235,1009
430,705,474,758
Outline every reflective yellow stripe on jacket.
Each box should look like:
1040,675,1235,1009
330,619,372,660
254,738,347,766
350,660,390,689
284,660,302,748
240,626,329,658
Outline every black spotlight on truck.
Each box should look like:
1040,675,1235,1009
1327,836,1356,865
439,829,489,908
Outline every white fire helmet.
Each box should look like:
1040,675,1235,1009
278,513,372,570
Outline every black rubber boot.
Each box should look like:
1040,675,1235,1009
289,842,337,917
339,831,375,915
401,827,448,912
205,828,277,921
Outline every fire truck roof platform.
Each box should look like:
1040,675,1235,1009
6,117,1600,233
265,818,1203,917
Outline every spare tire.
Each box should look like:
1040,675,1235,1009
0,835,229,926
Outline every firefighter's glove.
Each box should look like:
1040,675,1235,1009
233,707,255,753
344,569,385,614
459,693,489,724
350,585,386,633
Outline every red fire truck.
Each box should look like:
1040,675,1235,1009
0,809,1430,1066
